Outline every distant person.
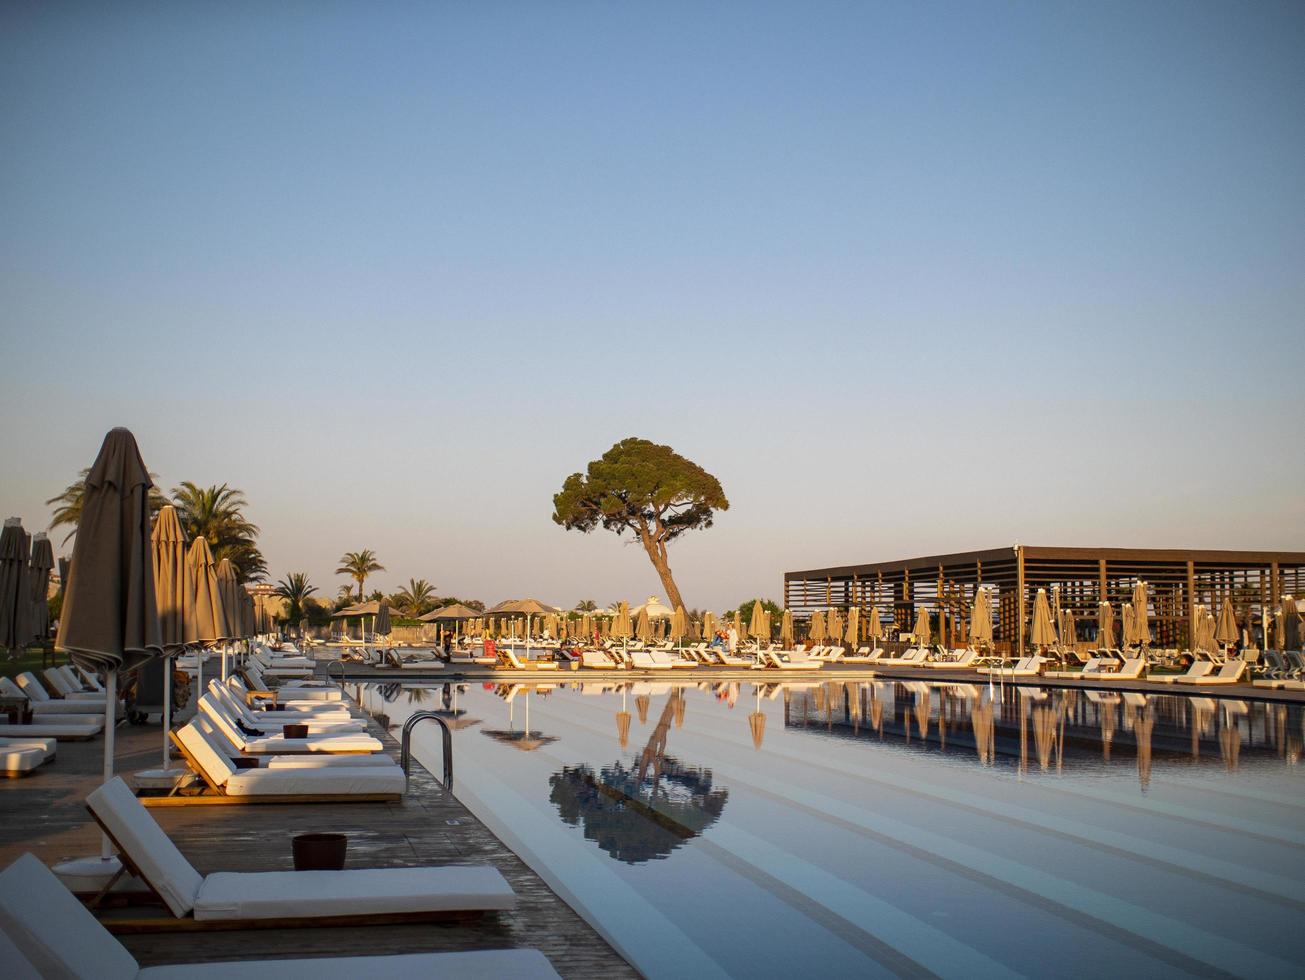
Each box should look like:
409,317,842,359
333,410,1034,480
709,631,725,652
727,625,739,653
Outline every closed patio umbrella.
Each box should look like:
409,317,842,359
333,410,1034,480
1130,581,1150,649
671,606,687,650
809,610,826,644
732,608,743,642
749,599,768,648
215,559,242,679
969,589,993,650
635,605,652,644
1060,609,1076,652
779,609,794,648
1098,602,1116,650
912,608,931,648
827,609,843,650
1215,598,1239,649
185,536,224,708
1281,595,1300,650
1030,589,1056,652
1122,603,1136,650
866,607,883,646
28,533,53,645
375,601,391,637
701,611,716,642
55,428,162,862
145,506,192,769
844,606,859,647
0,519,32,656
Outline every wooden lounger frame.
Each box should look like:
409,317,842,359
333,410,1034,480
138,731,400,807
84,806,482,933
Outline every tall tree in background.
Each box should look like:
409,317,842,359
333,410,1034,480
575,599,598,612
172,482,266,581
336,549,384,602
47,468,169,544
553,438,728,612
273,572,318,634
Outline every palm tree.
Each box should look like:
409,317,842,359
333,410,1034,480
273,572,318,635
392,578,437,616
336,549,384,602
172,482,267,581
575,599,598,612
47,468,169,545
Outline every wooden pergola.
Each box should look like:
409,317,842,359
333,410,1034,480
784,546,1305,654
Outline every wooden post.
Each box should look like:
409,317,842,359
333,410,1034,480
1186,560,1196,650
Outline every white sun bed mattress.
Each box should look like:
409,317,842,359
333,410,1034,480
0,748,44,775
193,865,513,920
0,737,55,760
0,721,102,739
222,766,405,796
140,949,559,979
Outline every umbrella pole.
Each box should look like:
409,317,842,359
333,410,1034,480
101,669,117,860
162,655,172,769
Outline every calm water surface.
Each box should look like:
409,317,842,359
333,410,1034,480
357,679,1304,979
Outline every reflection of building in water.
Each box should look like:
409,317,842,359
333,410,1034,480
549,693,728,864
784,682,1300,787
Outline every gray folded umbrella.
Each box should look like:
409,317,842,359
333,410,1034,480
28,533,54,644
0,519,32,655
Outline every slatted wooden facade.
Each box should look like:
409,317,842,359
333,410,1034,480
784,546,1305,654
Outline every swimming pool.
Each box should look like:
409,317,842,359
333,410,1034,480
357,679,1304,979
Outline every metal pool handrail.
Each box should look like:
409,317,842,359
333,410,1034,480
400,711,453,791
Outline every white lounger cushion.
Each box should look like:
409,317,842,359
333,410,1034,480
198,698,380,752
0,853,556,980
0,737,55,760
193,864,513,920
223,766,405,796
0,748,44,774
0,720,102,738
140,949,559,979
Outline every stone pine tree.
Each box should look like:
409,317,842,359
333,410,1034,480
552,438,728,612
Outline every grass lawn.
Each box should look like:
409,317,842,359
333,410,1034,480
1,646,69,681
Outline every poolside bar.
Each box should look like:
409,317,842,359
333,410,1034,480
784,546,1305,654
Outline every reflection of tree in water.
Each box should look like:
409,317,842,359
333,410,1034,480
549,693,728,864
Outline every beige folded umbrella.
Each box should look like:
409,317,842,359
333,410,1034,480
1097,602,1116,650
732,608,743,640
969,589,993,649
148,506,193,769
749,599,768,647
827,609,843,648
844,606,859,646
671,606,687,648
55,428,163,861
636,605,652,644
912,607,931,647
809,610,826,644
1030,589,1056,649
1130,580,1150,648
215,559,243,642
1215,598,1239,648
866,607,883,645
779,609,794,648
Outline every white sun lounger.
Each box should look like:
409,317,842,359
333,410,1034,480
169,723,400,801
977,657,1046,677
196,716,394,770
629,650,674,670
200,691,362,736
0,852,559,977
648,649,696,668
228,676,344,710
43,667,102,700
580,650,622,669
1090,657,1147,681
89,777,513,921
1149,661,1213,685
758,651,823,670
499,649,558,670
196,699,382,755
0,746,44,777
839,647,884,665
1176,660,1246,685
2,676,109,715
244,664,342,699
918,648,979,669
208,683,358,727
0,737,55,763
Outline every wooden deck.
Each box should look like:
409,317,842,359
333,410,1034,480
0,697,636,977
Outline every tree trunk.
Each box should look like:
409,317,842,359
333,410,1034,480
642,542,686,612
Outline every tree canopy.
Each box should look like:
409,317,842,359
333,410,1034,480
336,549,385,602
172,482,266,582
553,438,727,611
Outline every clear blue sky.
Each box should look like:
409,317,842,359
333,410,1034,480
2,1,1302,611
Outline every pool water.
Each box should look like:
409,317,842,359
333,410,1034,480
357,679,1304,979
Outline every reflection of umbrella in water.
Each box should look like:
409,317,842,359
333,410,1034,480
635,693,650,724
748,688,766,749
549,694,728,863
972,695,995,765
1135,706,1154,791
431,683,481,730
481,685,556,751
1219,707,1241,772
616,686,631,749
673,690,686,729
